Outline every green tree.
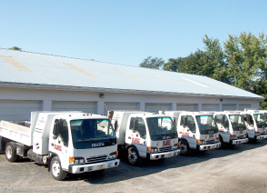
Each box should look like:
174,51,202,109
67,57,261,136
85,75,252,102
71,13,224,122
202,35,229,83
139,56,165,70
163,57,184,72
10,46,22,51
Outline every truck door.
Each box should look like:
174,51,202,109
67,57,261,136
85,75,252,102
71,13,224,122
125,117,147,158
215,114,230,142
180,115,197,148
49,119,69,170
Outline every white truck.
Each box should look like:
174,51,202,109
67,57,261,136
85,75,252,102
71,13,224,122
159,111,221,155
240,109,267,141
108,111,180,166
213,111,248,147
0,112,120,180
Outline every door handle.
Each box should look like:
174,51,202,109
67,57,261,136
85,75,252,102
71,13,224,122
128,137,131,139
51,143,54,146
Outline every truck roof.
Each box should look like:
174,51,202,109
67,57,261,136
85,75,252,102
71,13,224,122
32,111,108,120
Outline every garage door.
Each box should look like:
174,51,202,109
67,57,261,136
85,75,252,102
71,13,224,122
177,104,198,111
52,101,96,113
0,100,42,121
145,103,171,113
202,104,219,111
222,104,237,111
104,102,139,115
239,104,251,111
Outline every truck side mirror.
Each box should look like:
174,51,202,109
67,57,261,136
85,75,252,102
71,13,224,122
246,115,250,123
53,120,61,139
134,119,138,131
183,117,188,127
114,120,118,131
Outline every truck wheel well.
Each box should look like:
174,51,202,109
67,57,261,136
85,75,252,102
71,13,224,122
48,152,58,172
1,137,13,152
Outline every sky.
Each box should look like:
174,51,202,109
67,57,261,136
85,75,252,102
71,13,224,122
0,0,266,67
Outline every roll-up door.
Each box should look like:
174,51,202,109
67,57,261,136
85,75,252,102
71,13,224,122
52,101,96,113
239,104,251,111
222,104,237,111
145,103,171,113
0,100,42,121
202,104,219,111
104,102,139,115
177,104,198,111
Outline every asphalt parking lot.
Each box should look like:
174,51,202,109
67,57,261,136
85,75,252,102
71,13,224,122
0,140,267,193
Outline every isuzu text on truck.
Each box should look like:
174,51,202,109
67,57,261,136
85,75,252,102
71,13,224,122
108,111,180,166
0,112,119,180
240,109,267,141
159,111,221,155
213,111,248,147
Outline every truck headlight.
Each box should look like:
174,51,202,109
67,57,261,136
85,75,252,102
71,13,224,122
147,147,158,153
172,144,178,150
108,151,118,159
69,157,85,165
197,140,206,144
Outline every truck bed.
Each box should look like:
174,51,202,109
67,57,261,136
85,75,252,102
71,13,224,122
0,120,32,146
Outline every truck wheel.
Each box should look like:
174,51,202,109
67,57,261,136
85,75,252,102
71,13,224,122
5,142,18,162
219,135,224,148
180,140,191,156
127,147,142,166
50,156,67,181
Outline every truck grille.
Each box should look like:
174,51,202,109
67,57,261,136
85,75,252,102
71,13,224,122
159,146,172,153
86,155,107,164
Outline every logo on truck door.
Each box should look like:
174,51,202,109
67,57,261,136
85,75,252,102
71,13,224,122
54,144,62,151
132,137,140,143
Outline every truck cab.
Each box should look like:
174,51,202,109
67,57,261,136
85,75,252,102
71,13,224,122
240,109,267,141
109,111,180,166
213,111,248,146
1,112,120,181
160,111,221,155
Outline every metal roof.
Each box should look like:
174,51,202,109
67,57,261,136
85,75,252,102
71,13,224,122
0,48,263,99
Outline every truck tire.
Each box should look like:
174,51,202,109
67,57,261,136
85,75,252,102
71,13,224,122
180,140,191,156
219,135,224,148
50,156,67,181
5,142,18,162
127,147,142,166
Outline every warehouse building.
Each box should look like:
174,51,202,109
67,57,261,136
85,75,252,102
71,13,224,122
0,48,263,122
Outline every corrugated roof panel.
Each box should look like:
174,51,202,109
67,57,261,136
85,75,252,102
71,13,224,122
64,63,97,77
0,48,263,99
0,56,32,71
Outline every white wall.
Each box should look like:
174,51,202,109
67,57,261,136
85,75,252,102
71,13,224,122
0,87,260,115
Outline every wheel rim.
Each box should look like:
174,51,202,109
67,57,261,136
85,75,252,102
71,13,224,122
6,145,12,159
52,160,61,177
180,143,188,154
128,150,138,164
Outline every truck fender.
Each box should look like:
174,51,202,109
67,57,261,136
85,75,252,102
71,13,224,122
48,152,59,172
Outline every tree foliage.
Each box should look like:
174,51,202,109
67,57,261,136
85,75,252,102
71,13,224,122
140,32,267,109
140,56,165,70
10,46,22,51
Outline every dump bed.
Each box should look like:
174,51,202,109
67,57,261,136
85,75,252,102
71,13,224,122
0,120,33,146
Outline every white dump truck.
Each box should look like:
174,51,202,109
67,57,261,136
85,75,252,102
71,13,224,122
0,112,120,180
213,111,248,146
108,111,180,166
240,109,267,141
159,111,221,155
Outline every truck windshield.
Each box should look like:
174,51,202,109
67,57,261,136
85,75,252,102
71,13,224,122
253,114,267,128
229,114,246,131
146,117,177,141
196,115,218,134
70,119,116,149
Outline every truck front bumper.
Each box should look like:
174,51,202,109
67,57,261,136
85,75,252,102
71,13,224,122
147,149,180,160
256,134,267,140
231,138,249,145
197,142,221,151
69,159,120,174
